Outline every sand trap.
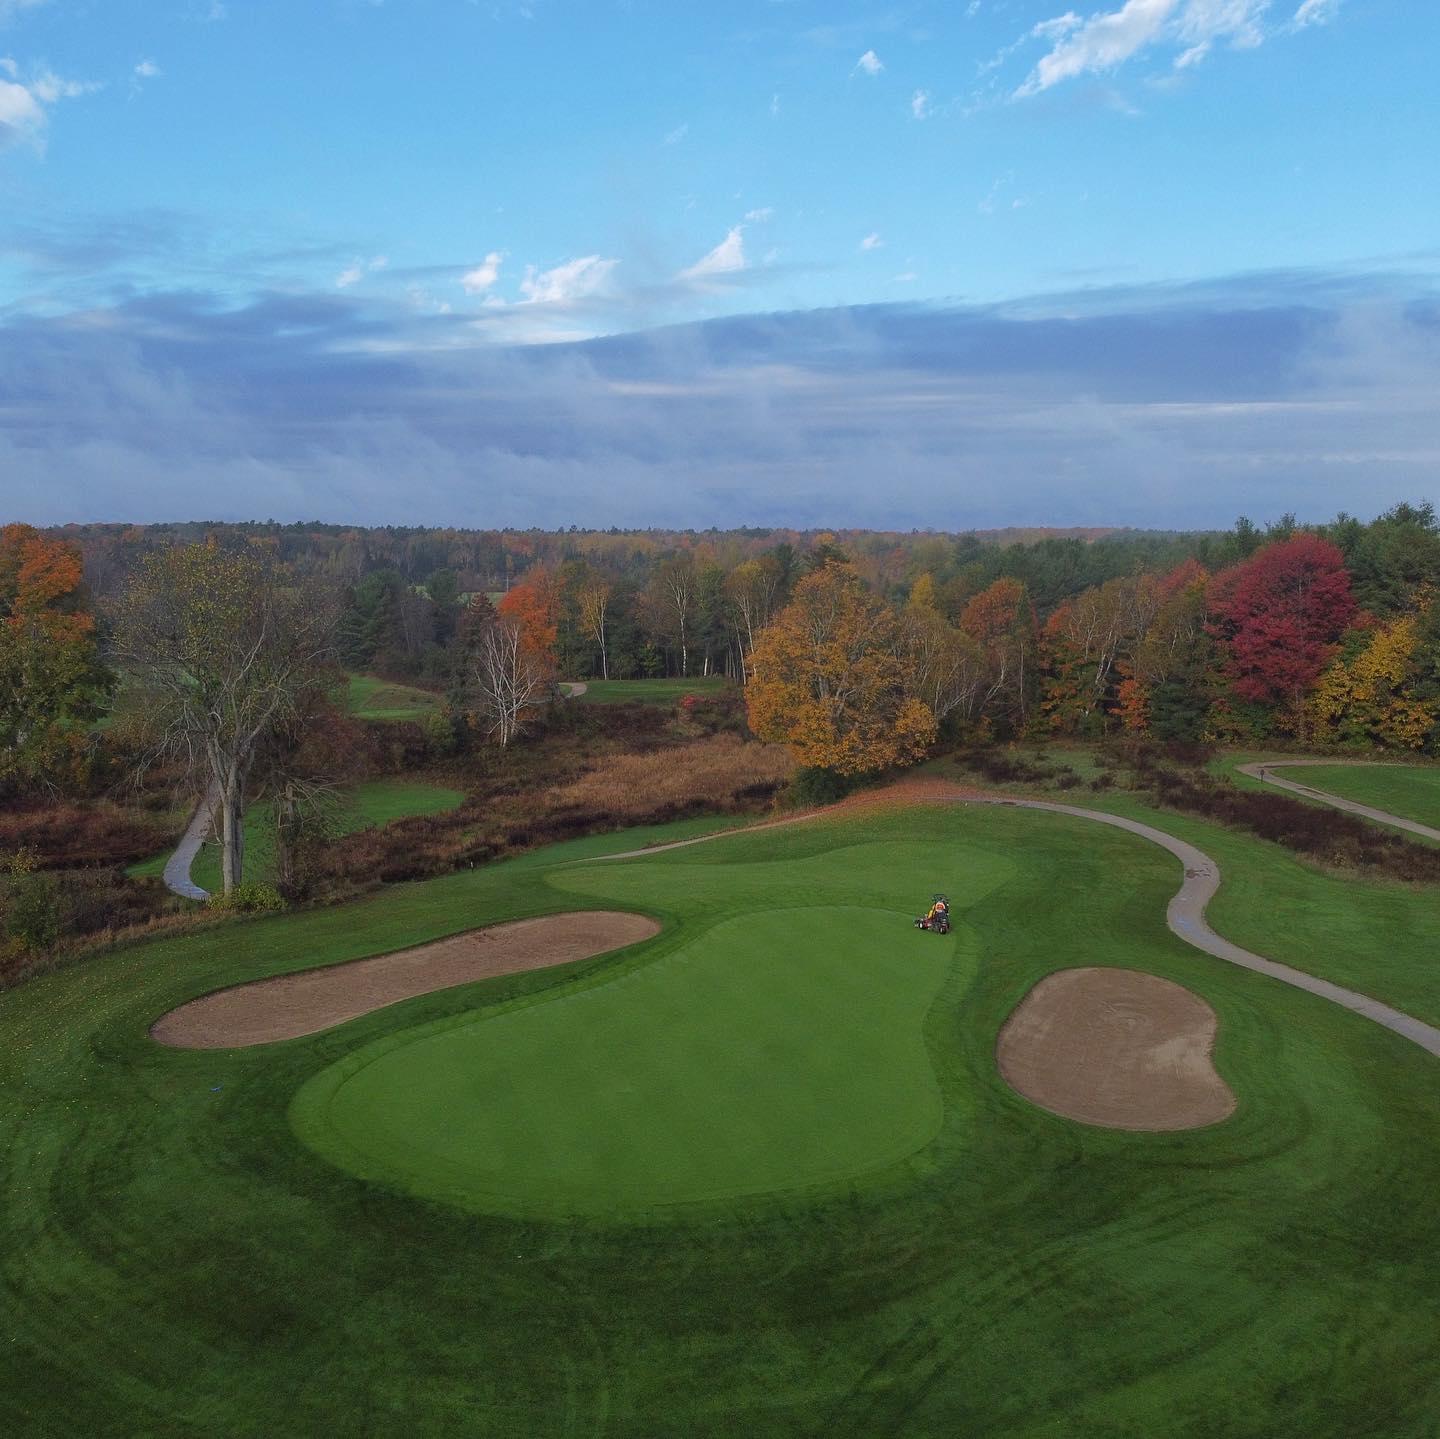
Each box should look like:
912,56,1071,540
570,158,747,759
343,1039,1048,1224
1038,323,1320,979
996,966,1236,1131
151,911,660,1049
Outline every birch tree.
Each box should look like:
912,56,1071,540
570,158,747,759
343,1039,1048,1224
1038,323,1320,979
470,617,550,746
114,542,339,895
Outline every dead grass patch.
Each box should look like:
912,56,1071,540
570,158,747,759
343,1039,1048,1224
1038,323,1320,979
547,735,794,820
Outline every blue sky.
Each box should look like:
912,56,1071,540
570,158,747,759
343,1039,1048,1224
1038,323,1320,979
1,0,1436,529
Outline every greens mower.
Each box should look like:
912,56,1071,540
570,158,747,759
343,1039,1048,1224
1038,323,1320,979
914,894,951,935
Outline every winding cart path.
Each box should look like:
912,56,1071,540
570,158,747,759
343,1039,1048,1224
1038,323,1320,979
1237,759,1440,844
162,781,218,901
584,786,1440,1060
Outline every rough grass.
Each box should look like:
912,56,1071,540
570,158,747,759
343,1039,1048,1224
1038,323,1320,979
4,802,1440,1435
545,733,792,821
0,800,171,869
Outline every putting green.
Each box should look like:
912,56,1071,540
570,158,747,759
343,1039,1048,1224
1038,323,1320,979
292,842,1011,1216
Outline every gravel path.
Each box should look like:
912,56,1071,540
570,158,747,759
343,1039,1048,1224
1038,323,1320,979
583,787,1440,1060
1237,759,1440,843
560,681,589,699
162,781,218,901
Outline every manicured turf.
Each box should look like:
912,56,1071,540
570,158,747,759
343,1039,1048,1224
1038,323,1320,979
128,779,465,888
569,676,730,704
5,802,1440,1435
345,672,443,721
1274,762,1440,830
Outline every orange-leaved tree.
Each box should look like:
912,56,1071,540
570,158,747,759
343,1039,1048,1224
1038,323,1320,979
498,568,559,675
0,524,108,793
746,564,936,775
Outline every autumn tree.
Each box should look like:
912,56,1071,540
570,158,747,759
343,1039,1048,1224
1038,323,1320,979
643,556,698,676
498,568,560,675
724,556,784,683
747,565,936,775
1208,535,1355,712
959,578,1039,736
467,616,550,746
576,576,613,680
114,542,339,894
0,524,109,794
1307,615,1438,750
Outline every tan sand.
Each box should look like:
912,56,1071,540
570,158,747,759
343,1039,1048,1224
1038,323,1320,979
151,910,660,1049
996,966,1236,1131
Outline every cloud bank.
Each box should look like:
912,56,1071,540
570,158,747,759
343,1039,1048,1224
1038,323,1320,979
1,266,1435,532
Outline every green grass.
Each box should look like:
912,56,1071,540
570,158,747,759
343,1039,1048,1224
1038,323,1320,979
1263,762,1440,830
568,675,730,704
345,672,443,721
6,799,1440,1434
127,779,465,889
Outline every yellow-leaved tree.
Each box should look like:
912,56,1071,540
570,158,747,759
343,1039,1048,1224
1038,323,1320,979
1307,615,1437,750
745,564,936,775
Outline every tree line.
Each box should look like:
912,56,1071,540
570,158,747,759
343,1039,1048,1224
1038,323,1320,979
5,502,1440,899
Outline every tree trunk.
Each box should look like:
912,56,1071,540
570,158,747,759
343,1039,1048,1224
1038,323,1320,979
275,781,298,894
218,769,243,894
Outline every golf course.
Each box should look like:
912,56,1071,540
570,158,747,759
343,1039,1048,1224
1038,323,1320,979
5,791,1440,1436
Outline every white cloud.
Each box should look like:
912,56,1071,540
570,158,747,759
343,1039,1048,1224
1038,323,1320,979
744,206,773,222
1292,0,1340,26
336,254,388,289
911,88,931,119
134,59,161,79
0,62,96,149
519,254,618,304
681,225,746,281
663,122,688,145
854,49,883,76
1014,0,1280,96
461,250,503,294
860,232,884,251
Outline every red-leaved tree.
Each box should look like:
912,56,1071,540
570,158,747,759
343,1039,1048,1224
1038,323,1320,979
1209,535,1355,706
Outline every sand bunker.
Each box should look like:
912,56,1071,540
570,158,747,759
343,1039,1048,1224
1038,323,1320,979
996,966,1235,1131
151,911,660,1049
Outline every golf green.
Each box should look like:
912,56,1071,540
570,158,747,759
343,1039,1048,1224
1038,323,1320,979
293,891,970,1216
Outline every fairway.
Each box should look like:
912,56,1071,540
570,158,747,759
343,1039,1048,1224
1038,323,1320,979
345,672,444,721
7,800,1440,1435
1276,763,1440,830
567,676,730,704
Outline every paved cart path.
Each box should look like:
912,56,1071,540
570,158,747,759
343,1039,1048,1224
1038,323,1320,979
162,781,218,900
584,789,1440,1060
1237,759,1440,844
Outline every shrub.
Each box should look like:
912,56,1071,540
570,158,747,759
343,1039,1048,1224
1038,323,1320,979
207,883,286,914
1,852,61,956
787,766,852,807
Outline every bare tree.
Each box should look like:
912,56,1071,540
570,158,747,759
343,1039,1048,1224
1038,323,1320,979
470,617,550,746
577,579,612,680
113,541,339,894
724,557,783,683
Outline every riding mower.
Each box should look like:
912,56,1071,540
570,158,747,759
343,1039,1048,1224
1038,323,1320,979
914,894,951,935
